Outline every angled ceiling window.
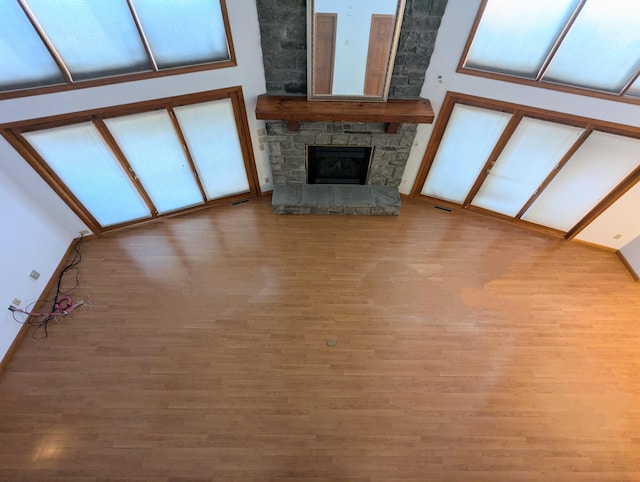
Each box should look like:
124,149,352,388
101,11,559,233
0,1,65,90
0,0,233,96
130,0,229,69
3,88,259,234
22,123,151,227
472,118,584,217
104,111,204,214
412,93,640,240
521,131,640,231
461,0,640,101
421,104,511,203
173,99,250,200
464,0,579,79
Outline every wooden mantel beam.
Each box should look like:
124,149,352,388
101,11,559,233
255,95,434,133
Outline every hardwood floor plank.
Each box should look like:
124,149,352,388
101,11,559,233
1,197,640,481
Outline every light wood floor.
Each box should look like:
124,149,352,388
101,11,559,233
2,197,640,482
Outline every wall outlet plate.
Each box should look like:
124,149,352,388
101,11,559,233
12,298,21,306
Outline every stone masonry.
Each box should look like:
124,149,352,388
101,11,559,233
266,120,417,186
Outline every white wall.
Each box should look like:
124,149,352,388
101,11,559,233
575,182,640,249
620,235,640,279
400,0,640,249
0,0,269,364
0,167,72,362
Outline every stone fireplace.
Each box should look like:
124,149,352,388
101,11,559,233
254,0,446,214
266,120,416,186
264,119,418,215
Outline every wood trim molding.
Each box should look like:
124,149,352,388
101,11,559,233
570,238,618,253
255,95,434,133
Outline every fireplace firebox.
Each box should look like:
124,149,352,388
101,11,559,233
307,145,373,185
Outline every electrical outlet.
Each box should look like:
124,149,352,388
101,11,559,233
12,298,21,307
79,229,89,235
264,176,270,183
30,270,40,280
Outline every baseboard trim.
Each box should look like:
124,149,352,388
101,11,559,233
571,238,618,253
0,237,79,375
617,250,640,281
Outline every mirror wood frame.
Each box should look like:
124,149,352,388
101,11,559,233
307,0,406,102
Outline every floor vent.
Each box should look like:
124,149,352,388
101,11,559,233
232,199,250,206
434,205,452,213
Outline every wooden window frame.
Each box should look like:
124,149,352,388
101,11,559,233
410,91,640,240
0,0,236,101
457,0,640,107
0,86,261,235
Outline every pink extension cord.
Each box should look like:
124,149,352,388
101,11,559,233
9,295,83,318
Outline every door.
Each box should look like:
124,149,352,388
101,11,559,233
313,13,337,95
364,14,394,96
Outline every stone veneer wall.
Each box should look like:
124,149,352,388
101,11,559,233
255,0,448,97
266,121,417,186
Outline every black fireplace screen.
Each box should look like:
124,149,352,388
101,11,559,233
307,145,373,185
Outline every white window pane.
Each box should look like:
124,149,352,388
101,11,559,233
0,1,65,90
24,0,150,80
173,99,250,200
131,0,229,69
522,131,640,231
543,0,640,93
104,111,204,214
421,104,511,203
23,123,150,227
472,118,584,217
465,0,579,78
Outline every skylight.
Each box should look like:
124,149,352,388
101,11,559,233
0,0,232,95
462,0,640,99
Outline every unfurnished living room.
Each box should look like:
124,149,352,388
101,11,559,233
1,1,640,481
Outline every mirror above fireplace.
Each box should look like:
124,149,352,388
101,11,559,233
307,0,406,101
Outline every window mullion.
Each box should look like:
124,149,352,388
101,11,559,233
515,126,592,220
126,0,159,72
18,0,74,83
463,112,523,207
167,107,208,202
535,0,587,82
93,119,159,217
620,69,640,96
